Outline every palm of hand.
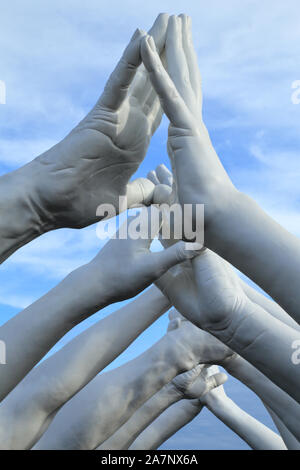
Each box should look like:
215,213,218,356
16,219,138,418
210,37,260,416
193,250,246,329
31,10,172,230
35,101,151,229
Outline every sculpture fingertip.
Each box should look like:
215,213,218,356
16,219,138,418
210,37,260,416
131,28,143,41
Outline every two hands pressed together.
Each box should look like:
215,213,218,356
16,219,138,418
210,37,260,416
0,13,299,450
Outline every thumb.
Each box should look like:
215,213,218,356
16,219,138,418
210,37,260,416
205,372,228,394
150,241,203,277
155,270,176,295
126,178,155,208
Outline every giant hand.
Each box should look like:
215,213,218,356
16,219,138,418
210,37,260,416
141,15,237,233
140,15,300,324
166,309,235,367
29,14,169,230
171,364,227,400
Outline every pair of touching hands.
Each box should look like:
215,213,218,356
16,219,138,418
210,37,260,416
26,13,234,236
92,11,242,321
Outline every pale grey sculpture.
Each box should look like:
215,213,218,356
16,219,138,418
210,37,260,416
140,15,300,327
0,14,170,264
128,365,286,451
0,209,199,401
97,364,228,450
0,11,299,452
33,314,231,450
148,166,300,440
139,20,300,402
156,266,300,440
0,286,170,449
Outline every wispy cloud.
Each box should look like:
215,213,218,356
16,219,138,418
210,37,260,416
0,0,299,449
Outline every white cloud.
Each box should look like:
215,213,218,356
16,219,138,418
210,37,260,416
1,0,299,158
0,138,57,167
1,4,298,450
4,224,104,279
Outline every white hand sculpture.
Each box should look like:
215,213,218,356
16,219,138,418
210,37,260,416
149,162,299,332
140,14,300,324
33,308,231,450
198,365,287,450
155,250,234,329
171,364,227,400
197,365,229,408
0,287,170,450
33,15,170,230
98,365,226,451
130,362,286,451
141,16,236,231
166,309,235,367
0,14,169,262
0,207,199,400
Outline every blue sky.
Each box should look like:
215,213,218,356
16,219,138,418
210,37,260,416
0,0,300,449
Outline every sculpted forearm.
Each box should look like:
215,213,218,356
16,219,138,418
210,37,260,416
53,285,169,389
209,298,300,402
239,278,299,331
206,191,300,324
224,355,300,441
129,399,202,450
98,383,181,450
0,287,169,449
206,396,286,450
34,335,184,450
0,161,52,263
265,405,300,450
0,262,104,400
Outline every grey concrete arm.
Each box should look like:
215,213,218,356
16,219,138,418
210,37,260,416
130,365,286,451
33,315,231,450
264,405,300,450
141,15,300,324
130,399,203,450
0,14,172,263
0,209,197,400
203,395,286,450
0,286,170,449
223,354,300,441
97,366,225,450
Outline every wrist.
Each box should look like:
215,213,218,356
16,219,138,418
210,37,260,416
221,353,244,376
203,393,230,412
0,161,55,261
205,188,244,246
61,262,109,321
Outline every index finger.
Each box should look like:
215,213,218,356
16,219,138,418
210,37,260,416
141,35,196,130
99,28,145,110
